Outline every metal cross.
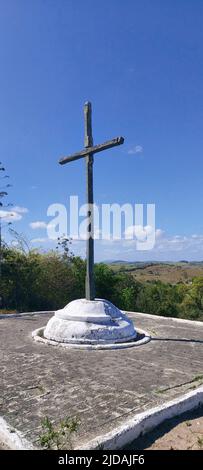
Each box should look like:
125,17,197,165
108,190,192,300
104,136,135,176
59,102,124,300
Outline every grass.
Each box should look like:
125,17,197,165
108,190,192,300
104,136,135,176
0,309,17,314
191,374,203,382
38,416,80,450
110,262,203,284
197,436,203,448
156,374,203,394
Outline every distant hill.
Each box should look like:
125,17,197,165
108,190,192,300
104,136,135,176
107,261,203,284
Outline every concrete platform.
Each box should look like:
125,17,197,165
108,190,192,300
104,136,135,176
0,311,203,449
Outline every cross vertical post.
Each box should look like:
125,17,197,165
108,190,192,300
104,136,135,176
59,102,124,302
84,102,95,300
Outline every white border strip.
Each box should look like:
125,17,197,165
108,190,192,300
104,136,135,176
77,385,203,450
0,311,54,319
125,310,203,326
0,417,34,450
32,327,151,350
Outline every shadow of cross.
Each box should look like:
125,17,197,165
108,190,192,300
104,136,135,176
59,101,124,301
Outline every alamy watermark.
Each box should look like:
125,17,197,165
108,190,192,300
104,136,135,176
46,196,156,250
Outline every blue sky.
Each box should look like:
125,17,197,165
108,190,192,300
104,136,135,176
1,0,203,261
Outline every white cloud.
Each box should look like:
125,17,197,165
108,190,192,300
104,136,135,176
30,237,56,246
0,210,22,222
31,237,54,244
128,145,143,155
0,206,28,222
30,221,47,230
11,240,19,247
123,227,195,253
150,231,203,255
155,229,165,239
99,228,203,261
12,206,29,214
125,224,152,241
26,221,203,261
155,234,189,252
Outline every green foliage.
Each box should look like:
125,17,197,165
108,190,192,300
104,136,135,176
39,416,80,449
178,277,203,320
1,245,203,321
197,436,203,448
95,263,117,301
0,246,86,311
95,265,140,311
136,281,180,317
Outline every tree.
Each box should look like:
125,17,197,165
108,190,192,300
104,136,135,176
178,277,203,320
95,263,117,301
136,281,179,317
0,162,13,307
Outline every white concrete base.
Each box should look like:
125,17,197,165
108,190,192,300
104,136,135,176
32,326,150,350
43,298,137,346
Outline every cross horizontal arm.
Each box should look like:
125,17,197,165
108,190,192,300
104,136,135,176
59,136,124,165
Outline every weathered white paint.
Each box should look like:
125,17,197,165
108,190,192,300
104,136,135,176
32,326,150,350
0,417,34,450
0,311,54,319
1,309,203,328
125,310,203,326
1,386,202,450
43,299,137,345
78,385,203,450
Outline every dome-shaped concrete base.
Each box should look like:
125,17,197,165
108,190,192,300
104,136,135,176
43,298,137,345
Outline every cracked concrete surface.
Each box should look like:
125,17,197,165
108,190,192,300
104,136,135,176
0,311,203,449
